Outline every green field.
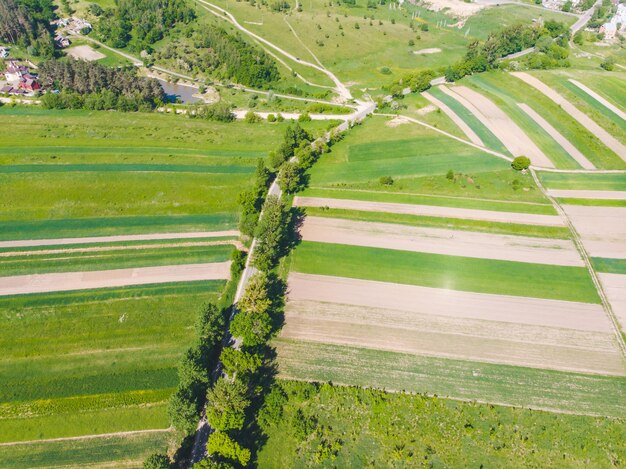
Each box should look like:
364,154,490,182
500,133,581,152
538,172,626,190
592,258,626,275
0,430,174,469
0,282,223,443
274,340,626,417
258,378,625,467
290,241,600,303
462,72,626,169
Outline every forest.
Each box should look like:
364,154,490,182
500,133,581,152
0,0,56,58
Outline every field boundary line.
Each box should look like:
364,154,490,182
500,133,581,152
0,428,173,447
422,91,485,146
531,169,626,358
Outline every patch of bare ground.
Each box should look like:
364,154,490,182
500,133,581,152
598,273,626,329
422,91,484,146
65,45,106,61
293,196,566,226
517,103,595,169
441,85,555,168
299,216,582,265
282,299,625,375
561,205,626,258
423,0,484,17
0,262,231,296
385,116,411,127
547,190,626,200
511,72,626,162
413,48,442,55
416,104,437,115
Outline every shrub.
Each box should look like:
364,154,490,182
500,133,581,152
380,66,392,75
207,432,251,467
511,156,531,171
298,112,312,122
267,113,276,122
244,111,261,123
379,176,394,185
446,169,454,180
143,453,172,469
420,23,429,31
600,57,615,71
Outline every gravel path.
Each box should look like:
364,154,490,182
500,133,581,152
443,85,555,168
293,196,566,226
569,79,626,121
517,103,595,169
422,91,485,146
0,262,231,296
547,190,626,200
300,216,583,266
0,231,239,249
512,72,626,162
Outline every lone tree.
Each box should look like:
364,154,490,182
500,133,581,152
511,156,531,171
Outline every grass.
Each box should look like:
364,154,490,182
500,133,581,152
537,172,626,190
301,187,557,215
0,244,232,276
592,257,626,275
556,198,626,207
290,241,601,303
304,207,572,239
427,86,512,155
274,340,626,417
0,430,174,468
257,378,626,468
462,72,626,170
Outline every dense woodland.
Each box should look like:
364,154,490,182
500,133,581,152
96,0,195,51
0,0,56,57
39,59,165,110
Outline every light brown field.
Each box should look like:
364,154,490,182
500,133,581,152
512,72,626,161
440,85,555,168
293,196,566,226
547,190,626,200
598,273,626,329
561,205,626,258
299,216,583,266
0,261,231,296
568,79,626,122
422,91,485,146
65,45,106,62
517,103,595,169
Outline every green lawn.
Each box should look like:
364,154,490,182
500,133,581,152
538,172,626,190
304,207,572,239
1,244,232,276
274,340,626,417
258,378,626,467
290,241,600,303
0,430,173,469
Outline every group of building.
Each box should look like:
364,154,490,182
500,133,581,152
51,17,92,48
1,60,42,96
600,3,626,39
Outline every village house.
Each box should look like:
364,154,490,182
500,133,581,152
4,60,28,83
0,47,8,59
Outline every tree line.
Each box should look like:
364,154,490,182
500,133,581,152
39,59,165,111
0,0,56,58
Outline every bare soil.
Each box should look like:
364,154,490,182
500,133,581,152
65,45,106,62
561,205,626,258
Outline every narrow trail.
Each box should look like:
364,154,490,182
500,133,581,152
531,169,626,358
283,16,325,69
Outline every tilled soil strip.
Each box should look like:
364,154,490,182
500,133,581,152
517,103,595,169
422,91,485,146
0,230,240,249
293,196,566,226
287,273,611,332
441,85,555,168
0,261,232,296
300,216,583,266
547,190,626,200
512,72,626,161
569,79,626,121
561,205,626,259
598,273,626,329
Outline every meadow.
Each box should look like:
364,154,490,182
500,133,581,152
257,379,626,467
537,171,626,190
290,241,600,303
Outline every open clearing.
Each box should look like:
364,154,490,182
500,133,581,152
561,205,626,258
422,91,485,146
440,85,554,168
511,72,626,162
516,103,595,169
299,216,582,266
413,48,442,55
0,261,231,296
65,45,107,62
294,196,566,226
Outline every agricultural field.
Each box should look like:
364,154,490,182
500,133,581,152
277,114,626,418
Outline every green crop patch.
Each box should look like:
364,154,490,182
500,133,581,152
556,198,626,207
538,172,626,191
592,257,626,275
290,241,600,303
275,339,626,417
0,164,256,174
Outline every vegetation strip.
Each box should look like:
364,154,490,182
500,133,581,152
0,164,256,174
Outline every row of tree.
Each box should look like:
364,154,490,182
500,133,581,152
39,59,165,110
0,0,56,58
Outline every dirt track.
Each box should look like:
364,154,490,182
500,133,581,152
561,205,626,258
598,273,626,329
441,85,555,168
293,196,566,226
517,103,595,169
300,216,583,266
422,91,485,146
512,72,626,162
0,262,231,296
547,190,626,200
569,79,626,121
0,231,239,249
